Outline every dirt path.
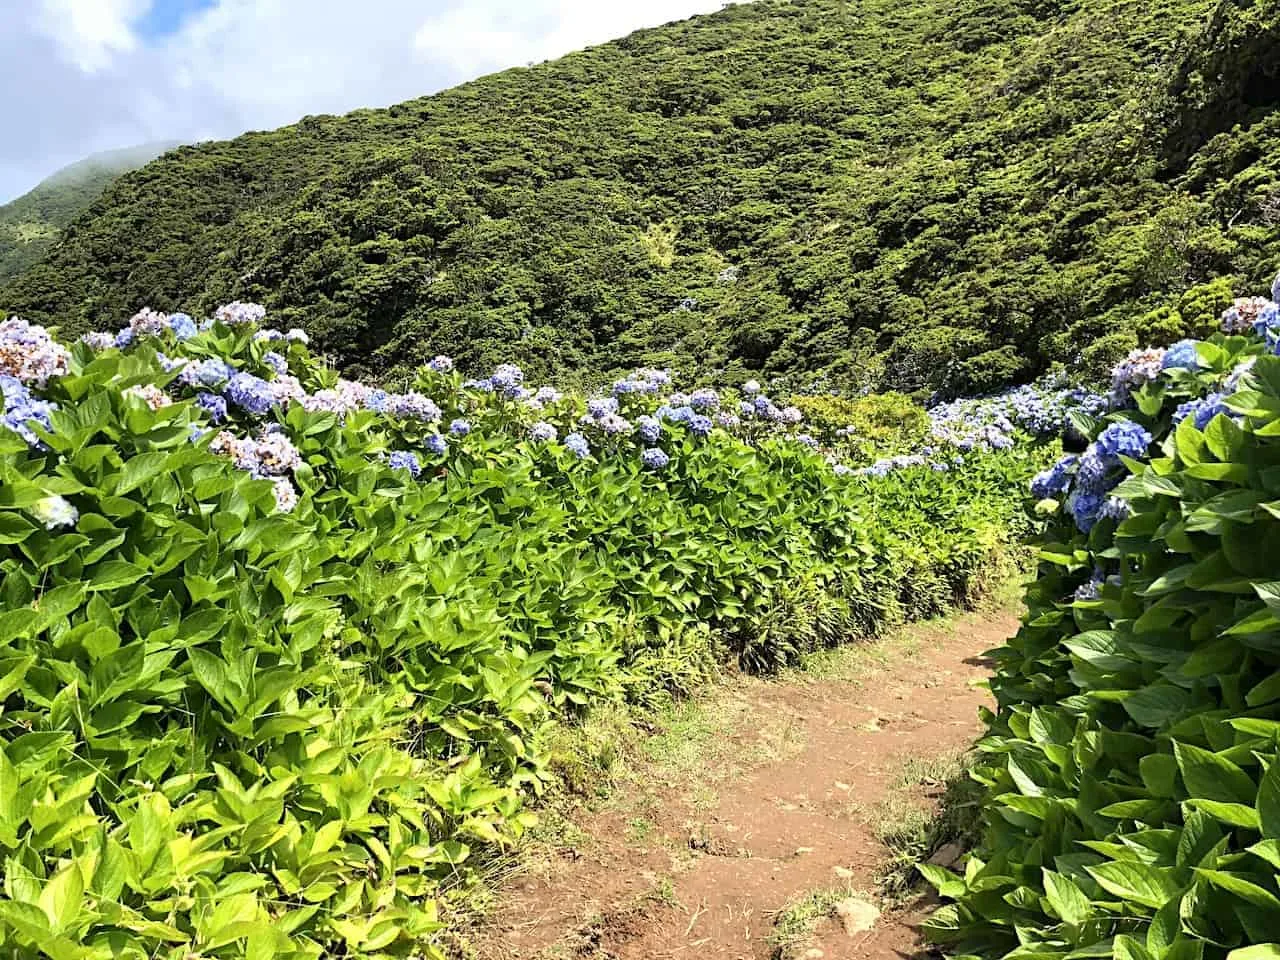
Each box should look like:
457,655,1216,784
470,606,1016,960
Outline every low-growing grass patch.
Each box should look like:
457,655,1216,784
768,886,858,959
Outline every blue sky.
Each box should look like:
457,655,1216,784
0,0,733,203
133,0,218,40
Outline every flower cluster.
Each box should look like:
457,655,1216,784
1161,339,1201,371
0,317,71,388
927,379,1107,457
123,384,172,411
1,375,57,447
1221,296,1278,335
1034,420,1152,532
214,302,268,327
612,369,671,396
31,494,77,530
1110,347,1165,399
1172,392,1233,430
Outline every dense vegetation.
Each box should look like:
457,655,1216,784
0,143,179,284
926,277,1280,957
4,0,1278,394
0,300,1061,959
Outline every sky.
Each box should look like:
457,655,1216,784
1,0,732,203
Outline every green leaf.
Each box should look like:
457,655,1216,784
1043,868,1091,924
1258,757,1280,839
86,559,148,592
38,863,83,934
1087,860,1183,909
1174,741,1258,804
1195,868,1280,909
1228,946,1280,959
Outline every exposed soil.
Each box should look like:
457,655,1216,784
469,607,1016,960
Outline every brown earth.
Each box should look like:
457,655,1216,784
468,606,1017,960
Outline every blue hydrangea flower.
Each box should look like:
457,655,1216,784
1069,491,1104,533
388,450,422,478
80,331,115,351
226,372,275,415
1074,574,1103,601
564,432,590,458
388,392,441,422
597,413,632,436
641,447,670,470
1099,497,1130,522
428,355,455,374
689,388,720,411
449,418,471,436
689,414,714,437
1094,420,1152,460
1075,450,1112,494
1161,339,1200,371
195,392,228,423
463,378,494,393
1,375,57,447
214,302,267,326
167,313,198,340
1256,301,1280,337
180,357,234,389
425,434,448,455
263,351,288,377
636,415,662,443
587,397,619,419
114,328,135,349
1030,455,1076,499
529,421,558,442
489,363,524,396
1172,392,1232,430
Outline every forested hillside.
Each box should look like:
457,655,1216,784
0,142,180,284
2,0,1278,393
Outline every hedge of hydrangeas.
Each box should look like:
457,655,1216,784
926,275,1280,959
0,302,1044,960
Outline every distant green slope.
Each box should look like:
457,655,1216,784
2,0,1278,394
0,142,180,284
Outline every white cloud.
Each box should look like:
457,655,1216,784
31,0,147,71
0,0,740,203
413,1,728,72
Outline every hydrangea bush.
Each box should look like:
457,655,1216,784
926,277,1280,958
0,304,1039,959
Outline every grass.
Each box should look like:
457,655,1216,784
862,750,986,904
767,886,860,960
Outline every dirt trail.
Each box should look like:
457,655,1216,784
472,607,1016,960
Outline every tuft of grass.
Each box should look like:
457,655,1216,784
866,751,985,903
768,886,860,959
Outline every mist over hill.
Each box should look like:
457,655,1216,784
0,141,182,284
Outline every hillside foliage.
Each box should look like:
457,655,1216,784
3,0,1278,394
0,143,179,285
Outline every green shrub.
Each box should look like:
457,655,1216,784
926,297,1280,957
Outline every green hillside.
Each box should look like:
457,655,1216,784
2,0,1278,393
0,142,181,284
